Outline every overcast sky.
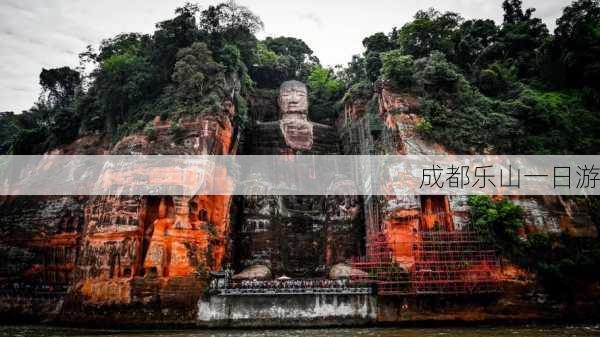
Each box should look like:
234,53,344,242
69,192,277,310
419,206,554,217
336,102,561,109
0,0,573,113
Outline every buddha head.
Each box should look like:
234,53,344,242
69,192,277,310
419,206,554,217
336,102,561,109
278,80,309,120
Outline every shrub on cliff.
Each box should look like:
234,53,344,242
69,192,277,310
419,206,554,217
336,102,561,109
380,51,415,89
341,81,374,104
143,123,158,141
468,196,525,259
0,112,19,154
468,195,600,299
412,52,503,153
477,62,519,98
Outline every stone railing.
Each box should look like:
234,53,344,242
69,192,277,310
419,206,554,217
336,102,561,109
217,287,372,296
210,278,372,296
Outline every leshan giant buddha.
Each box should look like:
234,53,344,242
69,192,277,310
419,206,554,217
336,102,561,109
248,80,338,154
236,80,362,278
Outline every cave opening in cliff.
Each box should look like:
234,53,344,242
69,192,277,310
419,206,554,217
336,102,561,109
420,196,453,231
140,196,174,277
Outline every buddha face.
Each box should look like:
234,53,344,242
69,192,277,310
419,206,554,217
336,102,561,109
279,80,308,119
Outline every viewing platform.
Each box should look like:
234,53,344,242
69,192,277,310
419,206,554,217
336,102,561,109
209,277,372,296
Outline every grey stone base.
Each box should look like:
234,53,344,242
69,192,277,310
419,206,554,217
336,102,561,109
197,294,377,327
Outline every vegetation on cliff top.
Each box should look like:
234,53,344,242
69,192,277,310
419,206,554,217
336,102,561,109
344,0,600,154
2,0,600,155
0,1,340,153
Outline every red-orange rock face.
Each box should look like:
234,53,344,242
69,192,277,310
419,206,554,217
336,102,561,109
342,85,503,295
377,85,421,117
2,81,600,326
346,85,597,298
70,111,236,307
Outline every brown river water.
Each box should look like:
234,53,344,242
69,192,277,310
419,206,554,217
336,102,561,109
1,325,600,337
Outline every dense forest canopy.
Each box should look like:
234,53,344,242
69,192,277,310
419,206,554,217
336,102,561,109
1,0,600,154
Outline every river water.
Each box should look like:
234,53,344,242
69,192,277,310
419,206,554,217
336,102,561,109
2,325,600,337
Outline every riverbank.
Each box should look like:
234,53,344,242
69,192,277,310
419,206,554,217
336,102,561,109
3,287,600,330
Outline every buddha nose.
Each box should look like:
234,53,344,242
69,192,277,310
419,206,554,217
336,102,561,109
290,91,299,103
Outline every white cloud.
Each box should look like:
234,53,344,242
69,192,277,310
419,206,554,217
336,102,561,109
0,0,573,112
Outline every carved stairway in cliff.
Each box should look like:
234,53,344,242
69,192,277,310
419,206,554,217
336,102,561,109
350,223,502,296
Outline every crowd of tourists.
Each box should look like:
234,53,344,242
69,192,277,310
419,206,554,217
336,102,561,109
0,282,68,297
217,278,354,290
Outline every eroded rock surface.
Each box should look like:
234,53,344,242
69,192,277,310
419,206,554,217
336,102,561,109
1,80,599,327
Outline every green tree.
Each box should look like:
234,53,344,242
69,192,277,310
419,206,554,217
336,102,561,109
199,0,264,34
250,37,318,88
548,0,600,104
172,42,225,113
380,50,415,89
396,9,463,58
199,1,262,67
264,36,319,81
220,44,243,73
0,112,20,154
452,19,499,72
469,196,600,299
264,36,315,65
151,4,201,89
362,32,395,82
338,55,367,86
502,0,535,24
249,43,290,88
362,32,394,53
307,65,344,122
39,67,81,107
255,42,278,66
94,52,153,132
308,65,344,98
97,33,152,63
468,196,525,259
414,51,461,92
364,52,383,83
484,0,549,78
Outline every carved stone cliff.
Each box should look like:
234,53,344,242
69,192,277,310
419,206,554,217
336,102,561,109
236,81,362,278
1,80,599,327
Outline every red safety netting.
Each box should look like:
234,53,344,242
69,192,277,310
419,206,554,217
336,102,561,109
350,212,502,296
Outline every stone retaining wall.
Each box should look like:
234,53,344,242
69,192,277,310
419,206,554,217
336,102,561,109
197,293,377,327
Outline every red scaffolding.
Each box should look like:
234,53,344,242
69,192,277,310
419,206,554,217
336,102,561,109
350,212,502,296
